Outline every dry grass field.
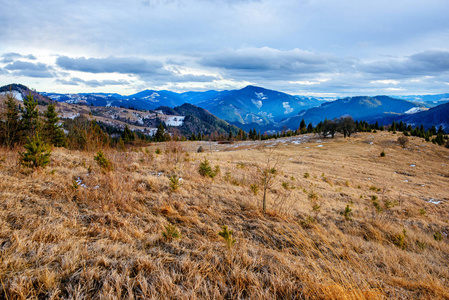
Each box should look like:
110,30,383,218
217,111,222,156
0,132,448,299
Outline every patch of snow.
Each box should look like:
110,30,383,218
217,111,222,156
62,113,80,120
429,199,441,204
404,107,427,114
410,164,416,167
142,92,160,102
251,99,263,109
282,102,293,114
255,92,267,100
317,145,323,147
404,180,409,182
76,177,87,188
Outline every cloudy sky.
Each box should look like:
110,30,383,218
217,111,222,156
1,0,449,96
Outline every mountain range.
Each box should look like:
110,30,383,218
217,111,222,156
2,83,449,133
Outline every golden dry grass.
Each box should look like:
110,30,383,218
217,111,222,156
0,132,448,299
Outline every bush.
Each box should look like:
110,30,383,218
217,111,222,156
380,150,386,157
397,135,409,148
19,133,51,170
94,149,113,172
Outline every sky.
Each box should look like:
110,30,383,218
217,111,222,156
1,0,449,97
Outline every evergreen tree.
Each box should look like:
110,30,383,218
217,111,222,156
122,124,135,143
307,123,313,133
374,121,379,130
437,125,445,135
43,103,66,147
19,132,51,169
0,93,22,148
154,123,166,142
433,133,445,146
299,119,306,132
430,126,437,135
21,93,40,140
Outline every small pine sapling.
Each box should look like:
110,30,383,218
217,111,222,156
169,174,181,191
162,223,181,241
94,149,113,172
218,225,236,249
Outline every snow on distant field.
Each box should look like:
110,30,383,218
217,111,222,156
404,107,428,114
165,116,185,126
0,91,23,101
61,112,80,119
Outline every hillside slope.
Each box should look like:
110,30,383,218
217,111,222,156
157,103,241,136
0,132,448,299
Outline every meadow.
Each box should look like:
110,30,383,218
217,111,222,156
0,132,448,299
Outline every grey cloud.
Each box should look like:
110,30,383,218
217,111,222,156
56,77,129,87
170,74,218,83
362,50,449,77
199,47,332,74
1,53,36,63
4,61,53,78
56,56,169,75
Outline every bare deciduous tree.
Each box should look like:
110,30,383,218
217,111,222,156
257,146,283,213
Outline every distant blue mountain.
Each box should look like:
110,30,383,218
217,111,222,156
367,101,449,131
279,95,424,130
195,85,324,125
393,93,449,107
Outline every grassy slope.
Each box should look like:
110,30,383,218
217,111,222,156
0,132,448,299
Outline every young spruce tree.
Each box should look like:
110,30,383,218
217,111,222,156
43,103,66,147
19,132,51,169
21,93,40,140
0,93,22,148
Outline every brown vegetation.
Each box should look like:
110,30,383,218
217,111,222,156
0,132,448,299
